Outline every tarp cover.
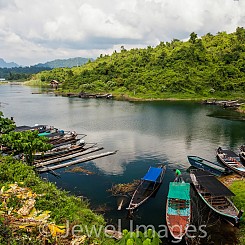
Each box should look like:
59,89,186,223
15,125,47,132
194,170,235,196
38,132,51,137
142,167,162,182
167,182,190,200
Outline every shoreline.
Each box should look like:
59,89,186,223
50,88,245,114
1,82,244,103
1,82,245,114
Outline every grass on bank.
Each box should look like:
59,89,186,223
238,104,245,113
230,180,245,244
23,79,49,86
0,155,115,245
25,79,245,101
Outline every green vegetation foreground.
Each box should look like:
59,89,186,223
0,156,163,245
33,27,245,100
0,155,115,244
230,180,245,244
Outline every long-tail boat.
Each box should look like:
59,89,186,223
216,147,245,176
187,156,232,176
166,182,191,240
127,165,166,211
190,169,243,226
34,139,85,159
239,145,245,164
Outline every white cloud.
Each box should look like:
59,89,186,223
0,0,16,9
0,0,244,65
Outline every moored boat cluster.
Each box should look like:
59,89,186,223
12,124,117,176
202,99,244,109
66,92,113,99
111,146,245,241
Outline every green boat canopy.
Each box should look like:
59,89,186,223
167,182,190,200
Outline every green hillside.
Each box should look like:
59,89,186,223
35,57,93,68
0,66,51,80
33,27,245,100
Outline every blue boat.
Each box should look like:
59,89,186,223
127,165,166,211
187,156,232,176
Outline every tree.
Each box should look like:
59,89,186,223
121,46,126,52
189,32,198,44
0,111,16,134
236,27,245,42
0,131,52,165
24,29,245,99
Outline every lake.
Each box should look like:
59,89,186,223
1,84,244,244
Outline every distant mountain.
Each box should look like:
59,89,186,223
35,57,93,68
0,58,19,68
0,66,51,80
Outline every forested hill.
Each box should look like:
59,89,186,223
0,57,94,80
0,66,51,80
35,57,93,68
34,27,245,99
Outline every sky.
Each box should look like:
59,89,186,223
0,0,244,66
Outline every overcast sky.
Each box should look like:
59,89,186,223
0,0,244,66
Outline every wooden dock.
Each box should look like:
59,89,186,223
35,147,103,168
37,150,117,173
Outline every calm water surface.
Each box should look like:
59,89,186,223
1,84,244,244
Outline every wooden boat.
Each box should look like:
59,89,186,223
34,139,85,159
239,145,245,164
46,131,78,145
50,137,83,148
15,124,48,133
187,156,232,176
38,130,64,139
126,165,166,211
216,147,245,176
190,169,243,226
116,195,129,210
166,182,191,240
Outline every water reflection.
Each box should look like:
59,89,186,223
1,84,244,244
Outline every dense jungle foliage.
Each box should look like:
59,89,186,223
35,57,93,68
0,66,51,80
0,57,92,80
33,27,245,99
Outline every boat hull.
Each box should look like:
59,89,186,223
190,171,240,226
34,144,85,159
127,180,162,211
166,182,191,240
195,188,239,226
188,156,229,176
216,148,245,176
239,152,245,165
166,201,190,240
127,165,166,211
